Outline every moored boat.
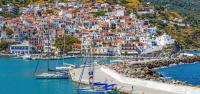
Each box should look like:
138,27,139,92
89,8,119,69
34,29,70,79
79,82,117,94
21,54,32,60
77,34,117,94
36,72,68,79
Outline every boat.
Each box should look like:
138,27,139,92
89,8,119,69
77,33,117,94
34,29,69,79
55,64,75,71
55,34,76,71
35,58,69,79
21,54,32,60
79,82,117,94
36,72,68,79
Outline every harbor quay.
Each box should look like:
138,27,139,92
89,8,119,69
70,56,200,94
108,55,200,85
70,66,179,94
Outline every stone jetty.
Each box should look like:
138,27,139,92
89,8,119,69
107,56,200,86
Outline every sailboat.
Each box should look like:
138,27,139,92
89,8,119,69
55,33,76,71
77,31,117,94
35,29,69,79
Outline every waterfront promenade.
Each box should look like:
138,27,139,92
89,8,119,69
70,66,179,94
70,56,200,94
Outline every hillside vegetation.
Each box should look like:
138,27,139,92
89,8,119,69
141,0,200,49
142,0,200,27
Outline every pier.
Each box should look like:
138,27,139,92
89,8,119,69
70,56,200,94
70,66,179,94
108,56,200,85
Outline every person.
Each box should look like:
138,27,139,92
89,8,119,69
105,78,108,83
132,85,134,91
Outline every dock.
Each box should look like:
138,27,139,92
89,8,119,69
70,65,179,94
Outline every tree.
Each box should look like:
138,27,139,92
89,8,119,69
23,35,29,40
54,36,80,53
126,0,141,10
0,39,9,51
156,20,166,29
60,0,68,3
46,9,55,14
4,27,13,36
91,11,108,17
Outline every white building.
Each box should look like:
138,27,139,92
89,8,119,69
156,33,175,46
10,41,33,55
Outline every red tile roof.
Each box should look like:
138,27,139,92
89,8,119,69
73,43,81,47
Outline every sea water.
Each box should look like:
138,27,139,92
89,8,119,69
0,57,116,94
156,62,200,85
156,51,200,85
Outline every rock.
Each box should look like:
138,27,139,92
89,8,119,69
107,55,200,86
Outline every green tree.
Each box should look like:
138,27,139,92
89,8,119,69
54,36,80,53
60,0,68,3
0,39,9,51
46,9,55,14
91,11,108,17
23,35,29,40
4,27,13,36
156,20,166,29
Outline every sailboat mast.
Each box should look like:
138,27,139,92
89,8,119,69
47,28,50,71
89,31,95,89
63,31,65,63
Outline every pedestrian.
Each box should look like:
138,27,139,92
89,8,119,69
132,85,134,91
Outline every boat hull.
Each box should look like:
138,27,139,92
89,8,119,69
36,76,68,79
35,73,69,79
79,89,117,94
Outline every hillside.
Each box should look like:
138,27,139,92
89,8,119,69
142,0,200,27
141,0,200,49
1,0,200,49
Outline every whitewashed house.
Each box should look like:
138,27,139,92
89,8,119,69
156,33,175,46
10,41,33,55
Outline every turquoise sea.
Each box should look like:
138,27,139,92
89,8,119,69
1,51,200,94
0,57,116,94
156,62,200,85
156,51,200,85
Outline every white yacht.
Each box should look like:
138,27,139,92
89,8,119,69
56,63,75,71
36,72,68,79
21,54,32,60
34,29,70,79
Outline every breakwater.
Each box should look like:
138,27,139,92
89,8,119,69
107,56,200,86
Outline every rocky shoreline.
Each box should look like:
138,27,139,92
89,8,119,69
107,55,200,86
